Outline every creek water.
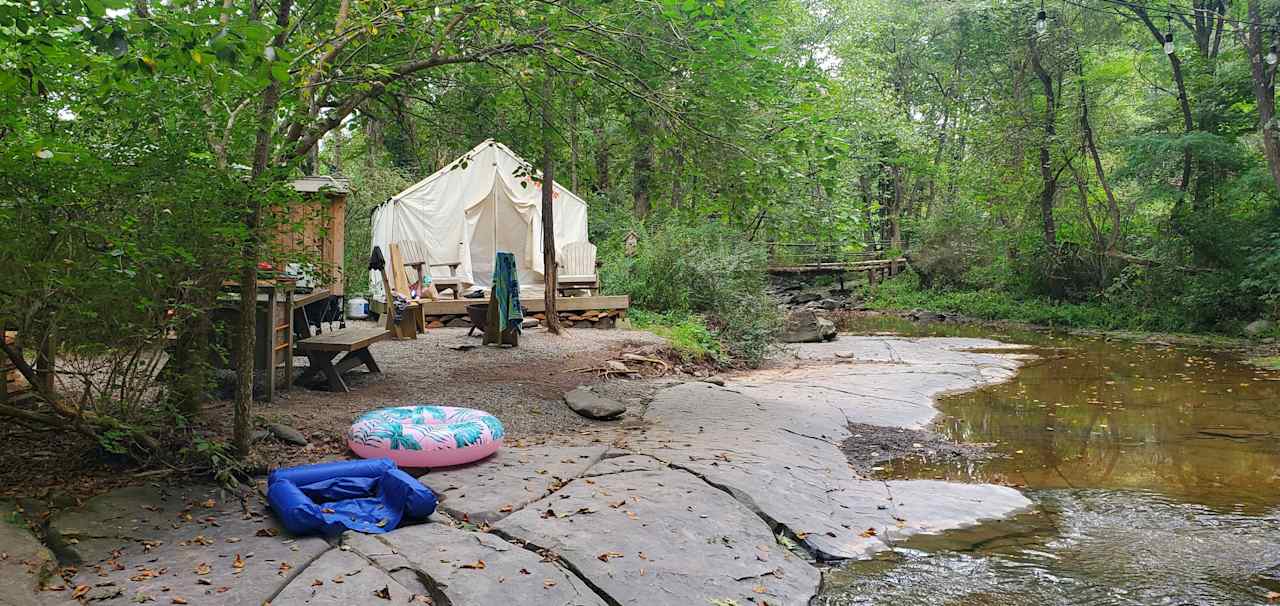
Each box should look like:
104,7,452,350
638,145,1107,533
818,316,1280,605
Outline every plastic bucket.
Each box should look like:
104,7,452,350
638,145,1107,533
347,297,369,320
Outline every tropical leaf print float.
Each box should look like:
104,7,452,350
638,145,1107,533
451,421,485,448
479,415,505,441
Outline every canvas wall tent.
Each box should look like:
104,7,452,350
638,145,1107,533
369,140,590,300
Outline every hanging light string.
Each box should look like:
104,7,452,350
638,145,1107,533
1043,0,1276,58
1050,0,1272,30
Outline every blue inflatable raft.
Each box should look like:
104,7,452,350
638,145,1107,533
266,458,437,536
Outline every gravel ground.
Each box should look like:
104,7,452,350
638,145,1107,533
232,322,671,469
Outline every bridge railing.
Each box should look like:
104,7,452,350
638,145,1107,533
764,241,901,266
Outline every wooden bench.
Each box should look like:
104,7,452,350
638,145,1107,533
294,327,390,392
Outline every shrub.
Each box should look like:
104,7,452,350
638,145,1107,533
602,223,779,367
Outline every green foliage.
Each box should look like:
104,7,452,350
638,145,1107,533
602,223,779,367
629,310,722,363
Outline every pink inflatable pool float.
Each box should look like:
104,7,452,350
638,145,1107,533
347,405,504,468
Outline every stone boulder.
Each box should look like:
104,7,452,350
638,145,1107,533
563,387,626,420
1244,319,1274,336
779,309,837,343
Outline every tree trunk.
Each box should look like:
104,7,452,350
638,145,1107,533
1079,62,1122,252
631,112,654,220
593,124,610,193
1126,4,1194,202
1241,0,1280,195
235,0,293,458
670,145,684,210
1030,32,1063,298
541,71,562,335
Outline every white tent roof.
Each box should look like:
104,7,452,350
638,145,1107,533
369,140,590,299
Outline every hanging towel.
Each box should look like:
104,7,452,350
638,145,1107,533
368,246,386,272
491,251,523,334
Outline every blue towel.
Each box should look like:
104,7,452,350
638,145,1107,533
491,251,523,334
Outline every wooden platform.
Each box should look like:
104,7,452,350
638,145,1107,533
372,294,630,316
418,294,630,316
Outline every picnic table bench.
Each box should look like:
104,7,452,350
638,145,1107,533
294,327,390,392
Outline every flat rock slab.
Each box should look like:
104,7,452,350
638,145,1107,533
418,444,609,524
0,501,67,606
50,484,328,606
345,524,608,606
581,454,664,477
626,373,1031,560
493,468,820,606
743,337,1028,429
272,548,418,605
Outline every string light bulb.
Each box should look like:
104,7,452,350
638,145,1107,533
1036,0,1047,34
1164,14,1175,54
1269,38,1279,65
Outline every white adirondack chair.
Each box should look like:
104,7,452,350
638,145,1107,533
556,241,599,296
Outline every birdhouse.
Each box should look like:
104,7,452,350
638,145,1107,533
623,230,640,257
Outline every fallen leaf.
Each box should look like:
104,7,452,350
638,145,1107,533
231,554,245,570
277,562,291,575
254,528,278,538
459,560,486,570
331,576,344,584
195,579,211,586
498,505,514,513
171,598,188,604
193,563,211,576
596,551,624,562
72,585,90,599
372,585,391,600
543,579,557,588
201,499,215,508
518,568,531,575
754,584,767,593
310,579,323,587
320,508,335,514
215,587,229,594
858,528,877,538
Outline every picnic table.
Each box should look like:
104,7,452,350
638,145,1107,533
294,327,390,392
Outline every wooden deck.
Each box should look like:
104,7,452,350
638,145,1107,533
374,294,630,316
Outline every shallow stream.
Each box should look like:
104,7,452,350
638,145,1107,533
819,316,1280,605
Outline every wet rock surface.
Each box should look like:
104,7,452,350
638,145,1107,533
623,338,1033,560
492,468,821,606
417,444,609,524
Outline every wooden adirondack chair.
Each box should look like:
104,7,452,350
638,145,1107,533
556,241,600,296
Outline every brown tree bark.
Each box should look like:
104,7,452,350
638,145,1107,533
1125,4,1194,201
1030,32,1065,298
541,70,562,335
235,0,294,458
1239,0,1280,195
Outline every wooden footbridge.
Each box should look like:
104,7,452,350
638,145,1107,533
765,242,908,287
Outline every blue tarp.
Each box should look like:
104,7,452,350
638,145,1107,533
266,458,437,536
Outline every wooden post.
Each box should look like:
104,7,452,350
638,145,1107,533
265,285,277,403
868,268,878,289
283,286,294,391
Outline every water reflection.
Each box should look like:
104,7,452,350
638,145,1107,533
819,315,1280,604
865,323,1280,511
